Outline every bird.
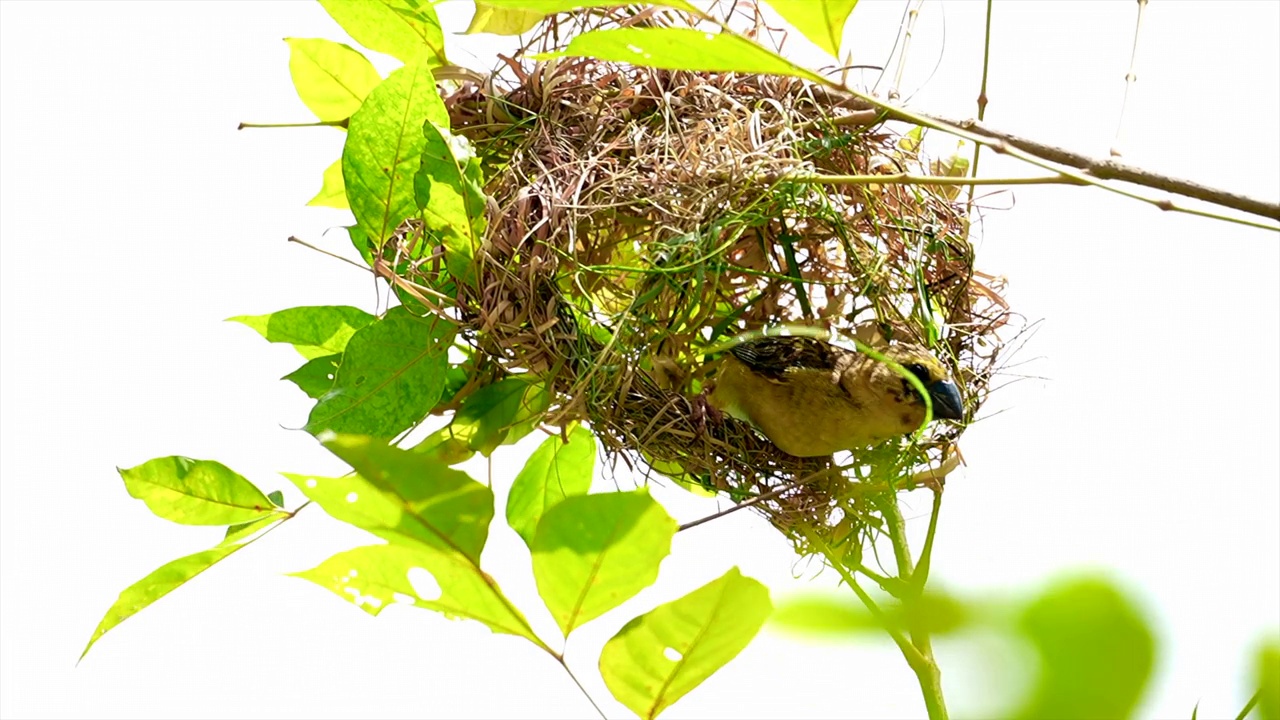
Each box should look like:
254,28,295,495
707,336,964,457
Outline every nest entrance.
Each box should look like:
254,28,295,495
389,4,1015,552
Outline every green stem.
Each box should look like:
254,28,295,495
874,492,949,720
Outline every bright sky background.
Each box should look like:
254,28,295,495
1,2,1277,719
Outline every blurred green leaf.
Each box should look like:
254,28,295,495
600,567,771,719
296,433,493,562
80,513,281,662
117,457,282,526
342,59,448,246
317,0,447,66
763,0,858,57
227,305,375,359
542,28,825,82
284,37,382,122
772,591,972,638
415,121,485,286
304,307,453,438
1015,576,1155,720
772,594,878,635
506,425,596,547
1257,634,1280,720
293,543,543,645
308,158,348,209
532,490,675,637
283,353,341,399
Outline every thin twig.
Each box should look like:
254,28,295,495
1112,0,1149,157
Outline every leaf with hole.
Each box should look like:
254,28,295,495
600,567,771,719
293,543,543,645
291,433,492,562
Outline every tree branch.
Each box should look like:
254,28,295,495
926,113,1280,222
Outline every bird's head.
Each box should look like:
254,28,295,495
859,343,966,430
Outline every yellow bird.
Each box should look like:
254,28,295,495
708,336,964,457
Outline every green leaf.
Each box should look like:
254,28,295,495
1257,634,1280,720
1015,576,1156,720
542,28,826,82
342,59,448,246
317,0,448,66
409,425,476,465
467,1,697,36
506,425,595,546
771,594,878,635
227,305,375,359
532,490,676,637
292,543,542,644
304,307,453,439
448,376,549,456
284,37,383,122
80,513,281,662
294,433,493,562
282,353,341,399
117,457,282,526
763,0,858,57
345,223,375,265
308,158,348,209
600,567,771,719
415,121,485,286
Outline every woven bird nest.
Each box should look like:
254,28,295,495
389,5,1014,553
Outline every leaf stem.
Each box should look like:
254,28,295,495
555,655,608,720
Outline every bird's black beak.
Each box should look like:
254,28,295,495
927,380,965,420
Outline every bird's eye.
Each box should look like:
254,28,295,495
903,363,931,382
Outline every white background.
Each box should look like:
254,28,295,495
1,1,1277,718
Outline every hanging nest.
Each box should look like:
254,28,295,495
382,4,1017,555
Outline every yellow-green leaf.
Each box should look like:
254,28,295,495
317,0,448,66
343,59,448,246
467,1,698,36
600,567,771,719
308,158,348,209
415,121,485,286
227,305,375,359
541,27,826,82
117,457,282,526
292,433,493,562
763,0,858,57
80,513,282,661
303,307,453,439
532,490,675,637
284,37,382,122
293,543,542,644
506,425,596,546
